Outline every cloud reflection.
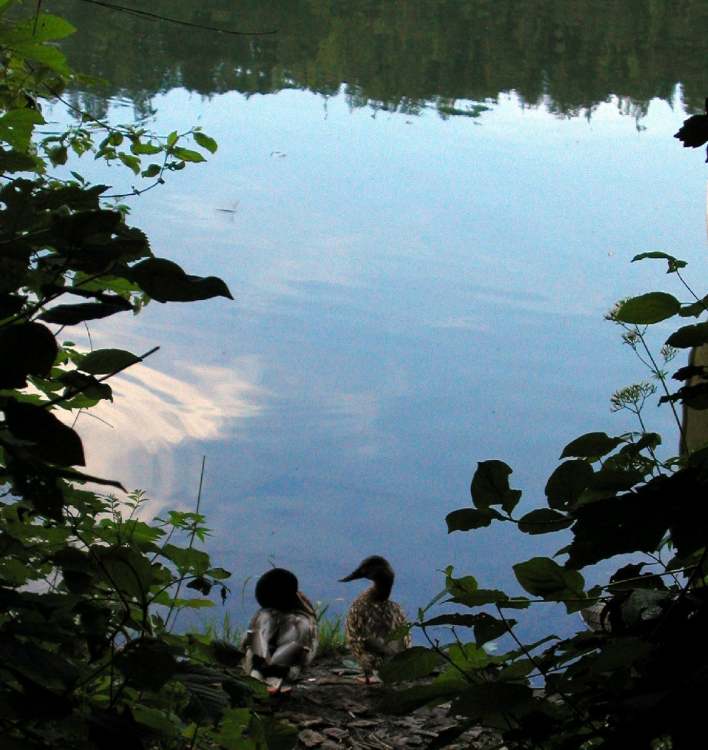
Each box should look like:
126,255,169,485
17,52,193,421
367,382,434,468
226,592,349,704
74,360,265,503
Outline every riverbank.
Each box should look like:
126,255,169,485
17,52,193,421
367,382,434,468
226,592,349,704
260,653,498,749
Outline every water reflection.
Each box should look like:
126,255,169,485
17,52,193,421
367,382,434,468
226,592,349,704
76,361,264,503
50,0,708,119
42,0,708,641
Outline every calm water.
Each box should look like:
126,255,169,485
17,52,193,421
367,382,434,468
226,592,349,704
49,1,708,639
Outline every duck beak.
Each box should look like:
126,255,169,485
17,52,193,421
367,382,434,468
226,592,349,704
339,568,362,582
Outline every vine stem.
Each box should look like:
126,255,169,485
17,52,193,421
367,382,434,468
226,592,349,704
635,328,686,453
165,455,206,632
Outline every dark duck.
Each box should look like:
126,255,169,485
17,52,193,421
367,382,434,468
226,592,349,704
241,568,318,693
340,555,411,683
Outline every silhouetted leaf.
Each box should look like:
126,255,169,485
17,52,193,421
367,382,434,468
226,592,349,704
0,146,39,172
58,370,112,401
379,647,442,683
445,572,526,609
666,322,708,348
116,640,177,690
4,400,84,465
560,432,622,460
446,507,505,532
631,251,687,273
79,348,141,375
0,322,57,388
565,479,672,568
675,112,708,151
130,257,233,302
0,293,26,318
53,209,122,243
545,459,594,509
471,460,521,514
518,509,572,534
95,547,153,600
679,297,708,318
38,302,130,325
614,292,680,324
588,468,643,492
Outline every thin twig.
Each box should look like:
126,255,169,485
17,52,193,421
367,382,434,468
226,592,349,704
73,0,276,36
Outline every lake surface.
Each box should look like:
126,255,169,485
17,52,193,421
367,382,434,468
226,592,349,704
48,0,708,639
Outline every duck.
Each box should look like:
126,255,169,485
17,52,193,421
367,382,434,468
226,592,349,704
241,567,318,693
339,555,411,683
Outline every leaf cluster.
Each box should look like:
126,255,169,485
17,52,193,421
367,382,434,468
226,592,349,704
0,5,289,749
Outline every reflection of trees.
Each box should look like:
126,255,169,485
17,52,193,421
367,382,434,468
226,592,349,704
49,0,708,117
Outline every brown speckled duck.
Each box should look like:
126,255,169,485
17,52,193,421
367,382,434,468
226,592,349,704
340,555,411,684
241,568,318,693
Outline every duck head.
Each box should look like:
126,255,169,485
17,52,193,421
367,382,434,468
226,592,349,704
340,555,395,599
255,567,302,611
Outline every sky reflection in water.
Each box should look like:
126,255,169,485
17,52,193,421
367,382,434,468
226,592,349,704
70,88,707,639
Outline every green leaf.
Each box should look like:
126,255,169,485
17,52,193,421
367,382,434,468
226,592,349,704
206,567,231,580
79,348,141,375
560,432,623,460
379,647,442,683
0,109,45,151
118,152,141,174
193,131,218,153
518,509,573,534
447,642,491,672
631,251,687,273
614,292,680,324
48,145,68,166
10,41,71,74
545,459,594,509
141,163,161,178
96,547,154,599
131,141,162,155
470,460,521,513
166,130,179,147
133,705,178,737
19,13,76,41
513,557,585,600
4,399,85,466
422,613,513,645
446,507,505,532
130,257,233,303
666,322,708,348
171,146,206,163
161,544,210,574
